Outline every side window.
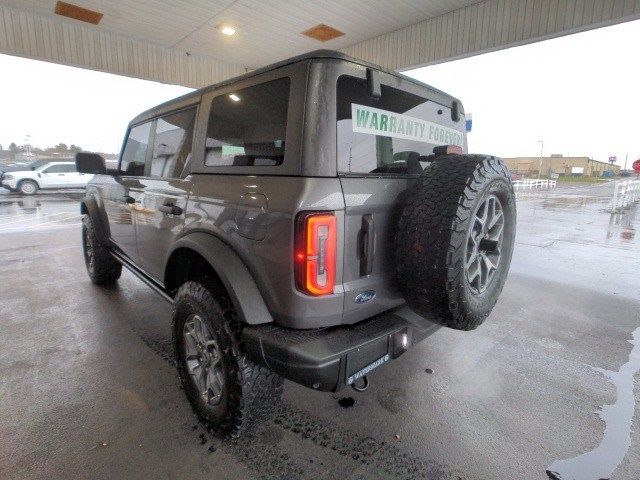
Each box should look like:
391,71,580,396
43,164,74,173
150,107,197,178
205,77,290,167
120,122,152,176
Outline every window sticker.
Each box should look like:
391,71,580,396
351,103,464,147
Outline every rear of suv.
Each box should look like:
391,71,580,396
76,50,516,437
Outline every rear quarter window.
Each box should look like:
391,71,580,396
205,77,290,167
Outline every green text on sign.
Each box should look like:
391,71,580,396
351,104,464,148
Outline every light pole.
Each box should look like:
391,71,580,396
24,134,32,158
537,140,544,179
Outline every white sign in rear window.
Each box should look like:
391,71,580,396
351,103,464,147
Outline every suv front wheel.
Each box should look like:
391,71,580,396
173,281,283,437
82,214,122,285
18,180,38,195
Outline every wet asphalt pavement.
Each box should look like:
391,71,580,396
0,182,638,480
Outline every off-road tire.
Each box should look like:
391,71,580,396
18,180,38,195
173,281,283,438
82,214,122,286
395,154,516,330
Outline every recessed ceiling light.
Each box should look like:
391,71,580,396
220,26,236,36
229,94,240,102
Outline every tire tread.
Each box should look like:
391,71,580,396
173,281,283,438
395,154,516,330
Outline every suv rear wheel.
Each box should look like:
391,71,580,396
82,214,122,286
173,281,283,437
395,154,516,330
18,180,38,195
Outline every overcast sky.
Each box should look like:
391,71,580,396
0,56,191,154
0,18,638,166
406,19,640,166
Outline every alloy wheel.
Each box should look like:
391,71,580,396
183,314,225,406
465,194,504,294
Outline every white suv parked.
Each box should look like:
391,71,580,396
1,161,92,195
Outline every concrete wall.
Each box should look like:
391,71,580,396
503,156,621,176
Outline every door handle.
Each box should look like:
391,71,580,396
123,195,135,204
159,203,182,215
359,214,375,276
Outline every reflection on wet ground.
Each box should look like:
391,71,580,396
547,325,640,480
516,182,638,251
514,181,640,479
1,181,639,480
0,189,83,233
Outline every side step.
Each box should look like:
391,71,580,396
110,250,174,304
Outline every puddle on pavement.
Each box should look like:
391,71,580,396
539,196,608,210
546,325,640,480
0,193,82,232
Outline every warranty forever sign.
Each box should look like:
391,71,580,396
351,104,464,148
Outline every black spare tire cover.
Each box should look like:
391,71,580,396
395,154,516,330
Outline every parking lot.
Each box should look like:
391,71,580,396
0,182,638,479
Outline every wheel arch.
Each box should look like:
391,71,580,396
164,233,273,325
17,178,39,189
80,195,111,243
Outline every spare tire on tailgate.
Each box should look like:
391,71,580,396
395,154,516,330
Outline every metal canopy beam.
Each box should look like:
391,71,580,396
1,1,639,88
341,0,640,71
0,4,245,88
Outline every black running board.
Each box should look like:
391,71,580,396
110,250,174,304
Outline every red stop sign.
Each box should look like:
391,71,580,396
634,159,640,173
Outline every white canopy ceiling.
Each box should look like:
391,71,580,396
1,0,639,87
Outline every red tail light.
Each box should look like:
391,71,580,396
295,212,337,296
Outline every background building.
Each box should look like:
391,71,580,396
502,155,621,177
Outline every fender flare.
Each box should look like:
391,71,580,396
79,195,111,244
166,232,273,325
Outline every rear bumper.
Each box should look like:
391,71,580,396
242,306,440,392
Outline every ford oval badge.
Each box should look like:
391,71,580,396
355,290,376,304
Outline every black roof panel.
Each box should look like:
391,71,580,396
131,50,456,125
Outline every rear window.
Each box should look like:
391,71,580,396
205,77,290,167
337,75,464,175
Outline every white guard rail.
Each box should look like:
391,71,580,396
513,179,557,190
612,180,640,212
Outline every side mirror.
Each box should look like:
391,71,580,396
75,152,106,174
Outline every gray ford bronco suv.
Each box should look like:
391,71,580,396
76,50,516,437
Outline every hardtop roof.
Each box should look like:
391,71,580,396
131,49,459,125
